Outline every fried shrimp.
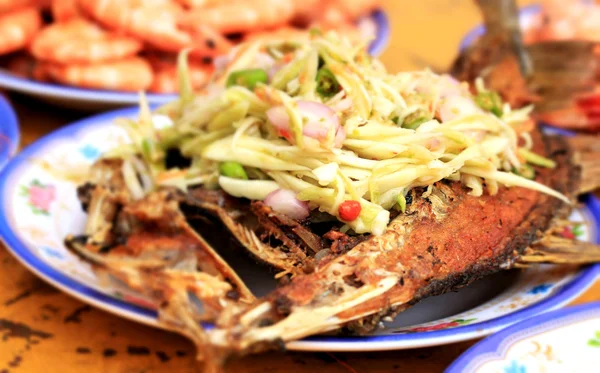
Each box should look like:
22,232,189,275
294,0,379,28
6,54,37,78
328,0,380,20
50,0,81,22
187,25,233,59
245,24,366,46
0,0,37,13
248,23,368,47
175,0,221,8
180,0,297,34
40,56,153,91
148,55,213,93
0,6,42,56
78,0,192,52
244,27,312,44
30,19,143,64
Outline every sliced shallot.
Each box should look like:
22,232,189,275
266,100,346,147
330,97,353,113
264,188,310,220
437,95,481,122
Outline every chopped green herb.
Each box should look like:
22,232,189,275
219,162,248,180
317,56,325,69
309,28,323,37
512,164,535,180
397,193,407,213
403,117,429,130
518,148,556,168
572,223,585,238
316,68,340,98
226,69,268,90
475,91,503,117
141,138,152,159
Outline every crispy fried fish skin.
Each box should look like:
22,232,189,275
184,188,312,276
184,188,362,277
67,182,255,323
208,132,578,353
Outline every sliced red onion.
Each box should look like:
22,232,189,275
254,52,275,69
334,126,346,147
437,95,481,122
425,137,441,150
415,74,463,99
266,100,346,147
264,188,310,220
268,64,281,81
357,17,377,41
266,105,294,141
297,100,340,134
265,57,285,81
331,97,353,113
213,54,231,72
266,105,290,132
438,75,464,98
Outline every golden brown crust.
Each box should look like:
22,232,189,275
211,131,579,349
68,130,581,358
349,132,578,332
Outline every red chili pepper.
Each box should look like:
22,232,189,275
277,128,292,141
255,87,267,101
282,53,294,63
338,200,361,221
560,227,575,240
576,94,600,121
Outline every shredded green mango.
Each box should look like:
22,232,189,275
109,32,568,235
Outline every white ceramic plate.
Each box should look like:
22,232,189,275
447,301,600,372
0,11,389,111
0,108,598,351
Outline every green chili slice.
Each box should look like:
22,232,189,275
226,69,268,90
219,162,248,180
475,91,503,117
316,68,340,98
403,117,429,130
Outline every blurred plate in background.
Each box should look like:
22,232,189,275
0,10,389,112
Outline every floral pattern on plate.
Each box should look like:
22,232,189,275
588,331,600,348
447,302,600,373
20,179,56,215
404,318,477,333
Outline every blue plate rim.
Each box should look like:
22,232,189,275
0,95,20,168
0,107,598,350
369,9,390,57
446,301,600,373
0,10,389,106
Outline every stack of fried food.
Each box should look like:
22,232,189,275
0,0,380,93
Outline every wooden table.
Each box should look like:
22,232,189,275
1,1,599,372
